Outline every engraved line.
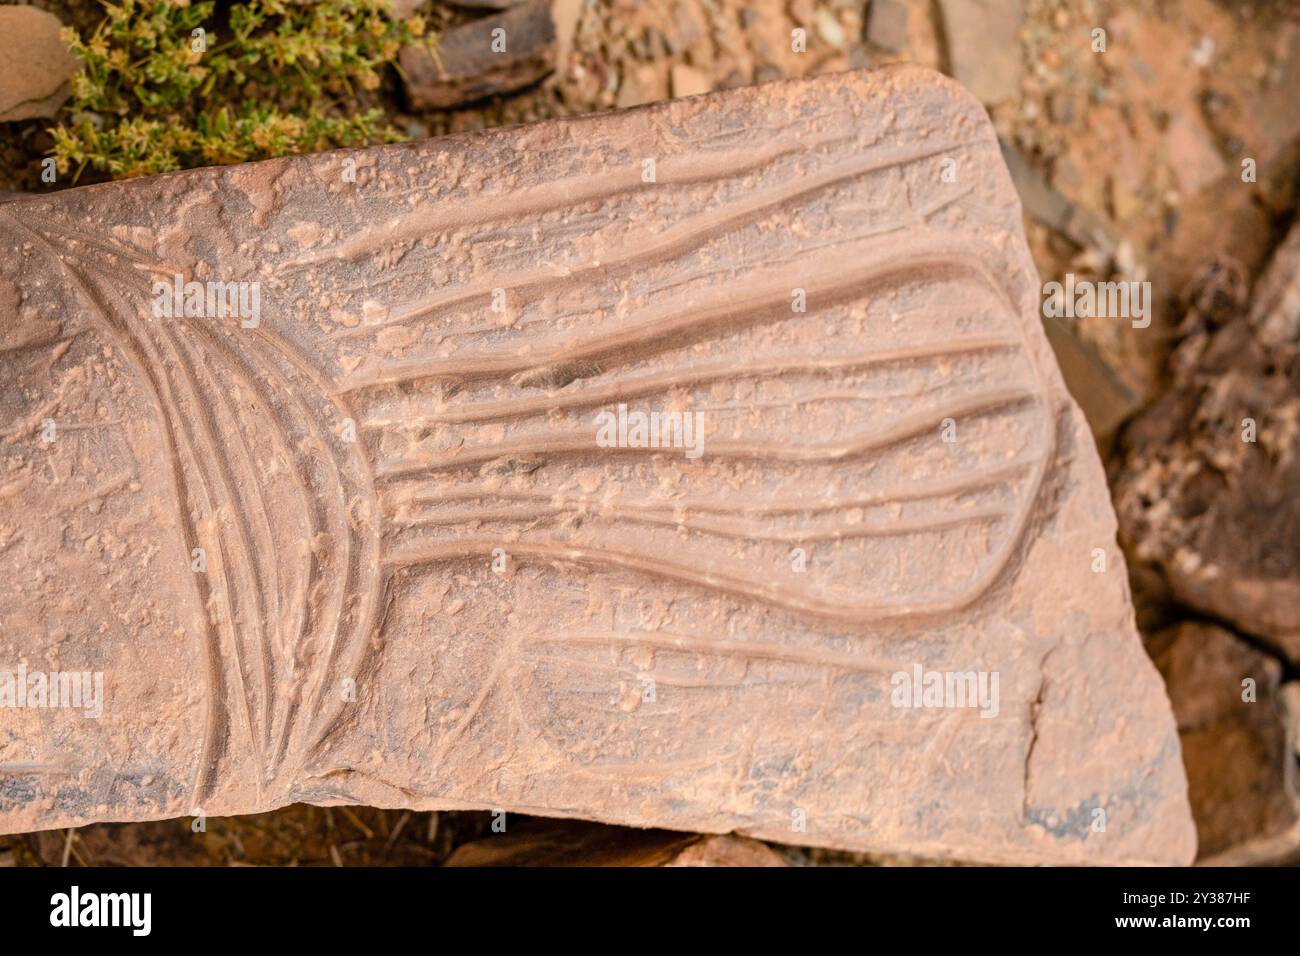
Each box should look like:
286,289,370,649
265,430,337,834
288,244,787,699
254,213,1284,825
375,386,1037,479
331,142,974,340
357,336,1017,424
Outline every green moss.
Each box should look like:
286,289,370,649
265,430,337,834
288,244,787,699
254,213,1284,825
49,0,435,180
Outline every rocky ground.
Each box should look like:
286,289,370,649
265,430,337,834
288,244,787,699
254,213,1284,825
0,0,1297,866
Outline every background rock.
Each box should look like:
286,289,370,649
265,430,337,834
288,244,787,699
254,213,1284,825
1151,622,1300,864
401,0,556,109
445,819,788,865
936,0,1023,104
0,6,78,122
1114,221,1300,663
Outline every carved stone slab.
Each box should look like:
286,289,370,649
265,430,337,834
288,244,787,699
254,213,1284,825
0,65,1194,864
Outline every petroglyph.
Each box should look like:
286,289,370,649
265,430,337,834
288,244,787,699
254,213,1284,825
0,66,1193,864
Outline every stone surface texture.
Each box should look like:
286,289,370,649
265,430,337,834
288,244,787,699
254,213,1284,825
0,66,1193,865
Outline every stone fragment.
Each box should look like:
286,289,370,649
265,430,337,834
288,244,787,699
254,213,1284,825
1114,222,1300,662
997,140,1138,441
617,65,667,109
1249,217,1300,347
936,0,1023,104
0,66,1193,865
1164,110,1228,196
551,0,583,75
667,833,787,867
1040,312,1139,446
866,0,910,54
1284,684,1300,762
814,8,845,48
0,7,79,122
445,819,787,866
1151,622,1300,865
670,64,711,99
400,0,555,109
1001,141,1117,257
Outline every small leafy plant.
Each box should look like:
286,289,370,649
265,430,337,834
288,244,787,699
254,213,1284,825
50,0,434,180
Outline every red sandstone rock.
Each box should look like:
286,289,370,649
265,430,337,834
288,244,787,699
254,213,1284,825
1151,622,1300,865
0,66,1193,864
0,6,78,122
400,0,555,109
936,0,1023,105
1114,221,1300,663
444,819,787,866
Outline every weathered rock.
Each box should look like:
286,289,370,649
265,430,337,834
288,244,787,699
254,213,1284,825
1284,683,1300,762
998,139,1117,256
866,0,910,54
445,819,787,866
0,66,1193,865
400,0,555,109
1164,110,1228,196
670,63,711,99
997,141,1138,443
936,0,1023,104
1250,217,1300,348
0,6,79,122
1150,622,1300,865
665,833,788,866
551,0,583,75
1114,222,1300,663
